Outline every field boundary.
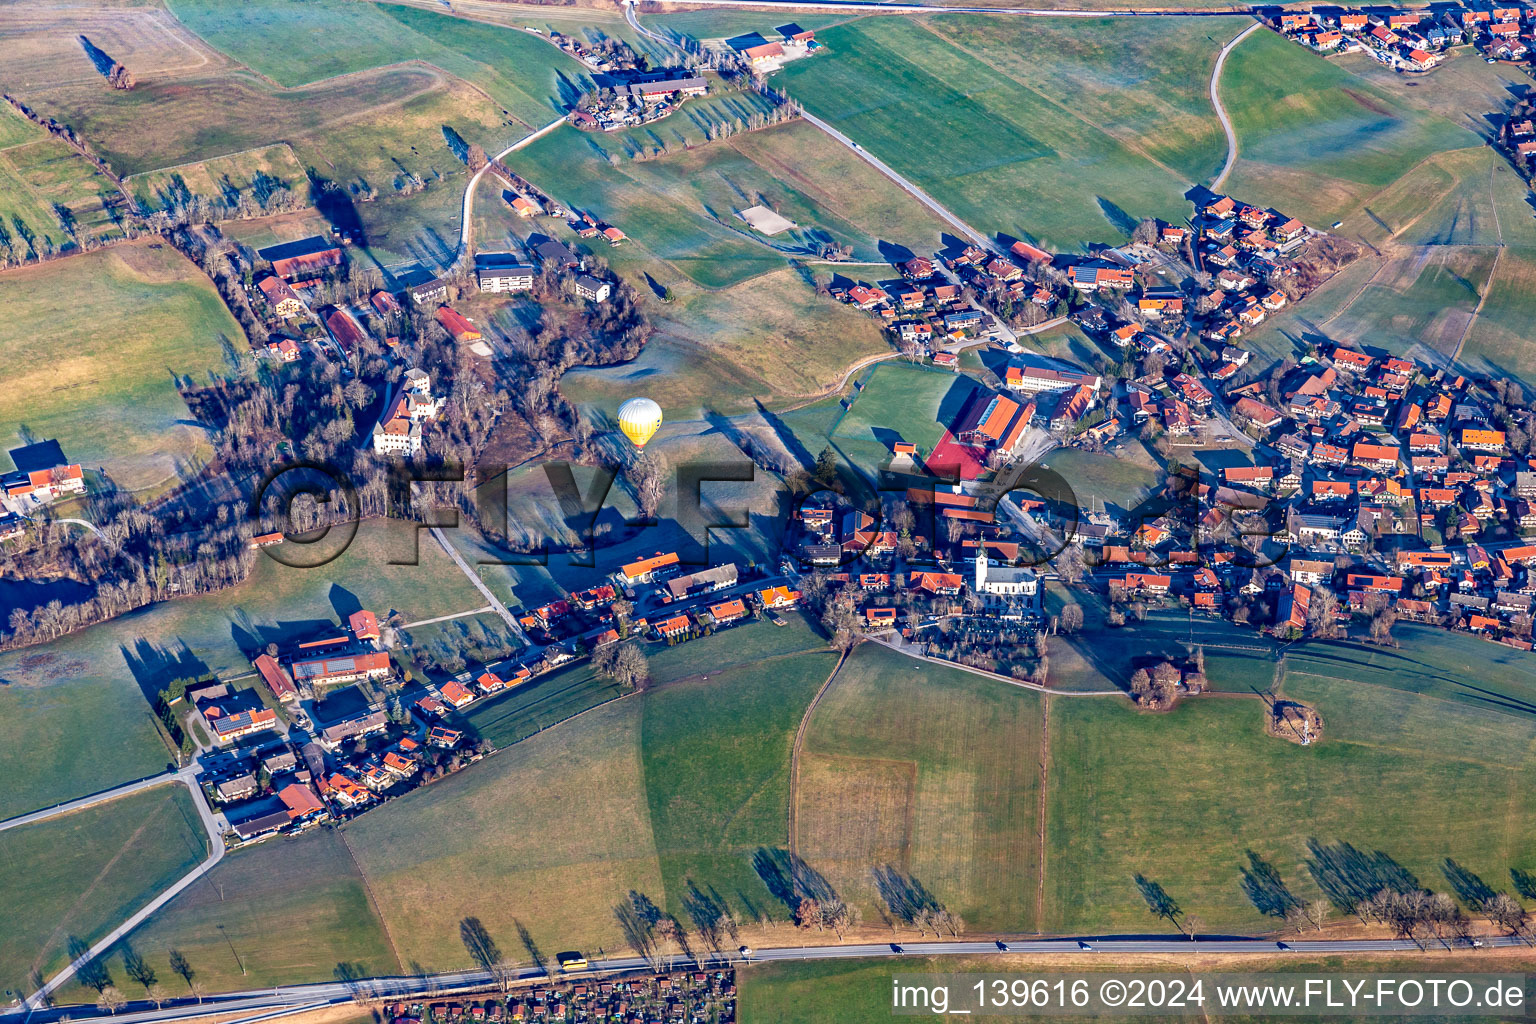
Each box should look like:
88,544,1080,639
338,825,408,974
1450,244,1503,363
121,142,304,187
787,646,849,856
1034,691,1050,930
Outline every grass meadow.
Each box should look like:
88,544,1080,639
165,0,585,128
1044,668,1536,934
1460,246,1536,384
641,644,837,923
776,15,1248,251
0,122,124,252
1219,28,1480,229
1315,245,1496,364
71,827,398,997
0,784,208,996
103,618,831,985
126,144,308,213
502,125,785,290
0,240,241,492
737,951,1523,1023
1358,146,1536,249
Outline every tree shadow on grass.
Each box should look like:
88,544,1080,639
1305,838,1419,918
1239,850,1300,919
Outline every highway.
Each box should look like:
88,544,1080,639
12,933,1528,1024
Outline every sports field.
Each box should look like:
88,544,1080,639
0,240,240,491
1218,28,1479,230
797,643,1043,932
0,784,208,996
776,16,1248,250
810,361,984,480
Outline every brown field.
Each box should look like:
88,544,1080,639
0,0,516,195
0,3,223,91
796,754,917,896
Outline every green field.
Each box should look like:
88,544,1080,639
503,125,785,290
798,643,1043,932
641,641,837,921
0,123,123,252
1316,245,1495,363
165,0,584,127
816,361,984,480
0,668,171,822
738,952,1519,1023
1283,626,1536,715
1460,246,1536,384
126,144,308,213
75,827,398,997
1239,252,1384,366
777,15,1248,250
1359,146,1536,249
560,266,893,416
0,240,241,491
0,784,208,996
1044,670,1536,934
1219,28,1480,229
459,659,623,749
1033,446,1162,514
0,519,484,817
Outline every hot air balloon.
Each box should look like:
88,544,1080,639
617,397,663,451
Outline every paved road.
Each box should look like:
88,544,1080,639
800,109,995,250
28,777,226,1009
13,933,1527,1024
401,605,495,629
1209,20,1261,190
455,117,566,265
648,0,1265,16
0,770,182,834
428,526,532,647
